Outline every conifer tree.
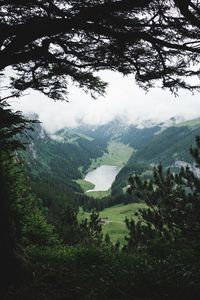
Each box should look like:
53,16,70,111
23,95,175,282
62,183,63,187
125,137,200,251
0,97,34,151
79,210,103,246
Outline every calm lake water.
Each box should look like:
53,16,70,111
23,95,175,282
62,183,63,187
85,165,121,192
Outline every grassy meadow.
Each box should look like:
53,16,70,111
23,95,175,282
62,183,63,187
77,141,143,244
86,189,111,199
88,141,133,171
79,202,146,244
75,179,95,192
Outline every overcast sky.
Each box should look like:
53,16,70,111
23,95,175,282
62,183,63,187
10,70,200,133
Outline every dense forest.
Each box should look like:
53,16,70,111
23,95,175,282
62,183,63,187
2,1,200,299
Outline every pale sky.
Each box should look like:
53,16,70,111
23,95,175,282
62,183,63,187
9,70,200,133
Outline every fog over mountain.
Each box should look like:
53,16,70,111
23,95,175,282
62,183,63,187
10,71,200,133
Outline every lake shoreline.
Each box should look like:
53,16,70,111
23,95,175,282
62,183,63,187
85,164,121,192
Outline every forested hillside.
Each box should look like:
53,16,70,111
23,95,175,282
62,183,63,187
113,119,200,195
20,117,200,211
18,118,111,226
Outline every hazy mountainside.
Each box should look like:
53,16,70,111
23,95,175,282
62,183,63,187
128,126,192,166
19,118,110,213
119,125,161,149
19,118,163,210
20,116,200,207
72,119,162,149
127,123,200,166
113,119,200,195
21,118,109,180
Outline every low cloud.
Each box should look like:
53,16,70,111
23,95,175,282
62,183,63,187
10,71,200,133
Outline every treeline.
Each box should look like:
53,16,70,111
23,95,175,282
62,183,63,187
78,193,135,211
1,148,112,298
29,171,135,216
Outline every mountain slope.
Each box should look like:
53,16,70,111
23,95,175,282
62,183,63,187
113,120,200,195
20,116,200,206
19,120,110,213
129,125,199,166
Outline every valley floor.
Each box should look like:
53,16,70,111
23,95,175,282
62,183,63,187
79,202,146,244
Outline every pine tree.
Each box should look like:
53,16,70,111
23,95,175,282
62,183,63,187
125,137,200,251
0,95,38,151
79,210,103,246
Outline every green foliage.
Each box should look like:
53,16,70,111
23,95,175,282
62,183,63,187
4,156,59,247
0,98,35,151
3,1,200,102
0,150,59,297
21,211,58,247
125,137,200,252
79,210,103,246
49,204,81,245
5,134,200,300
8,244,200,300
112,163,152,196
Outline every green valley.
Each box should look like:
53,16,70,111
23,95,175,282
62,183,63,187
100,202,147,243
19,117,200,243
79,203,146,243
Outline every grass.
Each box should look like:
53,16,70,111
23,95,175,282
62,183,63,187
76,179,95,192
86,189,111,199
88,141,133,171
100,202,146,244
76,181,111,199
79,202,147,244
